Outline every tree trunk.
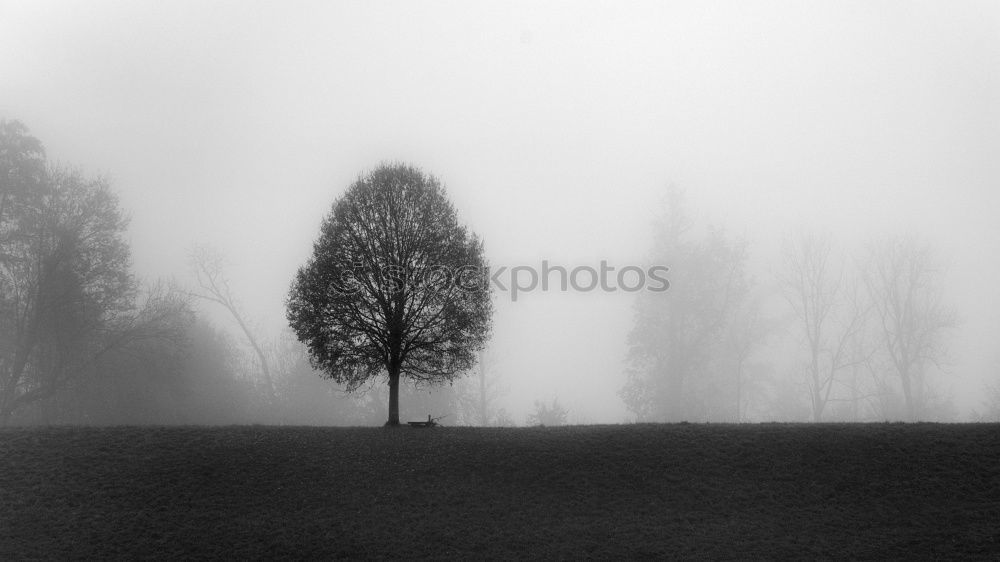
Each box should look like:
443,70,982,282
386,368,401,426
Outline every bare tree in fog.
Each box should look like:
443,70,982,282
189,245,276,402
621,190,754,422
287,163,493,426
779,232,871,422
0,121,273,425
863,236,955,421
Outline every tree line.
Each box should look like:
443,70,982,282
3,119,994,425
622,189,960,422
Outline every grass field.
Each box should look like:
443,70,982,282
1,424,998,559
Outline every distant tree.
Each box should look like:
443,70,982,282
724,290,777,422
189,245,276,403
457,348,507,426
974,380,1000,422
527,398,568,426
168,316,257,425
0,127,136,423
778,231,871,422
40,284,207,425
287,163,492,426
862,236,955,421
1,121,258,425
0,120,46,247
621,190,754,422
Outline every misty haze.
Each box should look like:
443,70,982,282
1,1,998,559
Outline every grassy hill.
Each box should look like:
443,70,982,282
1,424,998,559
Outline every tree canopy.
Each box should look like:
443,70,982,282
287,163,492,426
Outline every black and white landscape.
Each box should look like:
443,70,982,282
1,2,998,559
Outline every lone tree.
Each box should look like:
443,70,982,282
287,163,492,426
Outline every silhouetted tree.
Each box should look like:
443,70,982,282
287,163,492,426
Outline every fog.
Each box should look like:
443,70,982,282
2,1,998,424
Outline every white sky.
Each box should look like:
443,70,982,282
2,1,998,421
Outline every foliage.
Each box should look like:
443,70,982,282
287,163,493,425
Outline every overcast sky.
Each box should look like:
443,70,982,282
2,1,998,421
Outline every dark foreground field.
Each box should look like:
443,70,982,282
1,424,998,560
